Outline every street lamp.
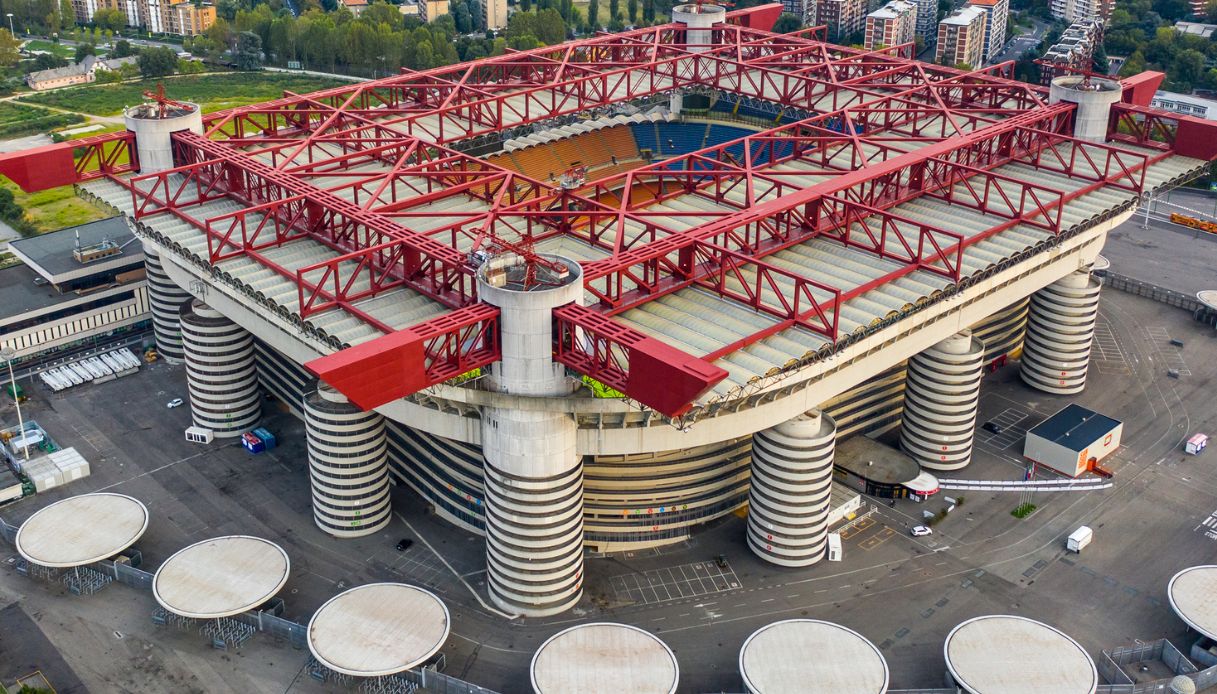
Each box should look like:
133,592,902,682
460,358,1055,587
0,347,28,461
5,14,13,38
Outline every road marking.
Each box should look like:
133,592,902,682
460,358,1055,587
760,598,775,603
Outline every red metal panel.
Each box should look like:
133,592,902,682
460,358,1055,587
1174,117,1217,161
553,303,728,417
0,131,135,192
1120,72,1164,107
0,143,82,192
305,330,429,410
305,304,501,410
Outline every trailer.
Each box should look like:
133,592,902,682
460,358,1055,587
1067,526,1093,553
67,363,93,382
1186,433,1209,455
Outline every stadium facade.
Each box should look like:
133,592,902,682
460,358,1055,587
2,3,1215,616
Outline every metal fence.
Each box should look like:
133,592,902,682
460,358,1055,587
1098,271,1207,313
0,517,16,544
1095,639,1217,693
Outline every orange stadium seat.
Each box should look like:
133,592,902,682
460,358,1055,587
598,127,639,161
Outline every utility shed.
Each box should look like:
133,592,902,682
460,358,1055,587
1024,404,1122,477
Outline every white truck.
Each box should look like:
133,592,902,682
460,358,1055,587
1067,526,1093,553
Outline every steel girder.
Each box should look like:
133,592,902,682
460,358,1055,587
6,5,1214,418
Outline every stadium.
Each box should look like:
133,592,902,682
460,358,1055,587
1,2,1214,618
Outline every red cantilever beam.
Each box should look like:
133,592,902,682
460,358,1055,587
305,304,501,411
553,303,729,418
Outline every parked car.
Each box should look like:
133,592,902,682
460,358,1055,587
911,525,933,537
396,538,414,552
166,398,184,408
982,421,1002,434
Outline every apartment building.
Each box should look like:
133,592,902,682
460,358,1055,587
915,0,937,43
865,0,918,50
816,0,868,41
936,5,986,68
1039,19,1102,84
1050,0,1112,23
418,0,450,22
967,0,1009,63
484,0,508,30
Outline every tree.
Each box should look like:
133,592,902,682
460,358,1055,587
235,30,263,70
773,12,800,34
93,8,126,32
137,46,179,77
522,0,532,10
74,42,95,62
58,0,73,32
0,29,19,68
609,0,619,21
112,39,134,58
588,0,599,30
33,53,68,70
627,0,637,24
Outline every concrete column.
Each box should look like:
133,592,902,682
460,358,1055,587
304,385,392,538
477,255,585,617
899,331,985,472
1020,270,1101,395
1048,76,1122,143
180,299,260,437
746,411,837,567
142,243,191,363
124,101,203,174
671,3,726,52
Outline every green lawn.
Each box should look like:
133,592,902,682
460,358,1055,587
16,72,351,117
0,179,110,233
22,39,81,60
0,101,84,138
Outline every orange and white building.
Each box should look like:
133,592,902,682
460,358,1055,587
967,0,1009,63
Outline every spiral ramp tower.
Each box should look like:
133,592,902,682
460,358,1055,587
746,411,838,567
303,385,393,538
900,331,985,472
180,299,261,437
142,244,191,363
476,255,586,617
1020,270,1102,395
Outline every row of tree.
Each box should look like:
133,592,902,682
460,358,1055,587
1108,0,1217,93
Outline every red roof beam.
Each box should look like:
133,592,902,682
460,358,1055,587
305,303,501,410
552,302,728,418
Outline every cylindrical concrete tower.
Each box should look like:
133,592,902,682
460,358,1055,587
1048,76,1122,143
1020,270,1101,395
746,411,838,567
180,299,261,437
123,99,203,174
900,331,985,472
671,3,726,52
303,384,392,538
477,254,585,617
142,243,191,363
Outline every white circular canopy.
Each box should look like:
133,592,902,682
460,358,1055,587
16,493,148,568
